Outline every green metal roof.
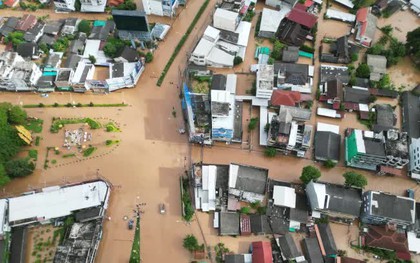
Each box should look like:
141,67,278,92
299,50,314,58
93,20,106,27
346,131,358,162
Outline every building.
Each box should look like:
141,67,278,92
320,36,355,64
402,91,420,179
302,238,323,263
114,46,140,63
306,181,362,222
71,61,95,89
0,17,19,37
219,212,240,236
355,7,377,47
256,64,275,99
410,0,420,14
228,163,268,203
211,74,237,142
61,18,78,35
281,46,299,63
320,64,349,84
345,129,409,171
55,68,74,91
142,0,178,17
252,241,273,263
267,106,312,157
43,20,63,36
11,61,42,87
325,9,356,23
225,254,252,263
314,122,341,163
23,22,45,43
277,234,302,261
320,78,343,104
112,10,152,41
270,90,302,107
361,191,416,228
54,0,75,11
315,223,337,257
80,0,107,12
89,20,115,41
367,54,387,81
274,62,311,93
16,43,39,60
105,60,144,92
213,8,240,32
46,52,63,69
276,6,317,46
15,14,37,32
364,226,411,261
258,7,289,39
373,104,396,132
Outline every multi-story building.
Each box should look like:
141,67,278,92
142,0,178,17
256,64,274,99
361,191,416,228
53,0,75,12
345,128,409,171
80,0,107,12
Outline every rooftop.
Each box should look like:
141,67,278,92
219,212,240,235
278,233,301,259
228,164,268,195
286,6,317,28
302,238,323,263
369,191,415,224
365,226,409,257
317,223,337,256
314,131,341,162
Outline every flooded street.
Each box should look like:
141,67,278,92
387,56,420,89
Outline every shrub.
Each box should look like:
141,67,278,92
83,146,96,157
78,20,91,34
145,52,153,63
355,63,370,78
248,117,258,131
28,149,38,160
324,159,336,168
35,136,41,146
300,45,315,53
183,235,199,252
240,206,251,214
343,171,367,188
53,103,59,107
264,147,277,157
233,56,243,66
351,53,358,62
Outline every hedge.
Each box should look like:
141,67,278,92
156,0,210,86
23,103,127,108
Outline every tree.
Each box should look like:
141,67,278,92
264,147,277,157
4,31,24,48
103,37,126,58
324,159,336,168
52,37,70,52
351,53,358,62
0,164,10,186
343,171,367,188
367,44,384,55
355,63,371,78
88,55,96,64
406,27,420,62
300,165,321,184
233,56,243,66
5,158,35,178
377,74,391,89
8,105,27,125
267,57,274,65
78,20,92,34
145,52,153,63
271,40,284,60
39,43,49,54
183,235,199,252
368,94,377,103
380,25,393,35
240,206,251,214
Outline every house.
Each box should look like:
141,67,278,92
315,223,337,257
219,212,240,236
36,75,56,93
38,35,56,47
355,7,377,47
258,7,289,39
0,52,26,79
277,234,302,261
211,74,237,142
150,23,170,40
11,61,42,86
343,87,370,104
282,46,299,63
306,181,362,222
373,104,396,132
63,54,82,70
410,0,420,14
325,9,356,23
228,163,268,203
274,62,311,93
332,36,351,63
364,226,411,261
276,6,317,46
68,33,87,55
3,0,19,7
43,21,63,36
252,241,273,263
270,90,302,107
361,191,416,228
105,60,144,92
266,0,297,9
45,52,63,69
0,17,19,37
89,20,115,40
0,78,31,92
367,54,387,81
24,22,45,43
320,78,343,103
225,254,252,263
250,214,272,235
344,129,409,171
15,14,37,32
53,0,76,11
80,0,107,12
320,64,349,84
189,34,234,68
334,0,354,8
114,46,140,63
267,106,312,157
142,0,178,17
16,43,39,60
314,122,341,163
83,39,109,66
61,18,78,35
55,68,74,91
213,8,240,32
256,64,275,99
302,238,323,263
71,61,95,88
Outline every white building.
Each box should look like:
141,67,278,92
142,0,178,17
12,61,42,86
194,165,217,212
105,60,145,92
211,74,237,142
83,39,109,66
409,137,420,180
256,64,274,99
273,185,296,208
189,36,234,68
258,7,289,39
72,61,95,85
213,8,240,32
410,0,420,15
80,0,107,12
53,0,76,12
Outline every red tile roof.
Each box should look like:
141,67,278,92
364,226,410,260
16,14,37,31
294,3,307,10
270,90,302,107
356,7,369,37
286,7,317,29
107,0,124,6
252,241,273,263
304,0,314,7
3,0,17,7
240,214,251,236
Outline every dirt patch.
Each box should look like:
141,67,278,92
26,225,60,263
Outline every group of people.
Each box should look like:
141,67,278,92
63,128,92,149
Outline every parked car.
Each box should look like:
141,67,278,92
159,203,166,214
407,189,415,199
128,219,134,230
40,93,48,98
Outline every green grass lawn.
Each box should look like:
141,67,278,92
129,218,140,263
25,118,43,133
50,118,101,133
105,140,120,146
